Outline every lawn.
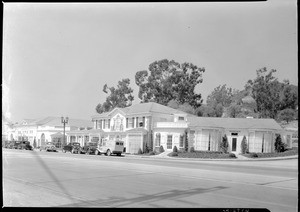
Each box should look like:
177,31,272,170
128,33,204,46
167,150,237,159
242,147,298,158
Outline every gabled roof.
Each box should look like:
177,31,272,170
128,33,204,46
92,102,187,119
188,117,283,131
15,117,93,128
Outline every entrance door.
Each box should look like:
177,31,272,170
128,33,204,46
167,135,173,150
232,138,237,152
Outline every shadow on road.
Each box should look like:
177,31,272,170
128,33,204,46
28,150,81,204
57,186,228,207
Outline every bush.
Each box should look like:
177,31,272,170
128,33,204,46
173,146,178,152
220,135,229,153
274,134,287,152
229,153,236,158
189,146,195,153
159,145,164,153
251,153,258,158
137,148,143,155
149,151,156,155
241,136,248,154
170,152,178,157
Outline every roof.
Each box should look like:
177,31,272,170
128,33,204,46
188,117,283,131
92,102,187,119
15,117,93,128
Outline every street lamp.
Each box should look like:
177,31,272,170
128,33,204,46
61,116,69,146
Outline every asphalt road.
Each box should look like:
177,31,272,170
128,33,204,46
2,148,298,211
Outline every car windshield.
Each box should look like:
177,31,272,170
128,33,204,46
73,143,80,146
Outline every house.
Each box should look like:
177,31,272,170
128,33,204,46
64,102,290,154
186,117,286,154
6,117,93,148
67,102,189,153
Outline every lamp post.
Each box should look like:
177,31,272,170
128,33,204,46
61,116,69,147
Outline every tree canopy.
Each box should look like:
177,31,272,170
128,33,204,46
135,59,205,108
95,78,134,114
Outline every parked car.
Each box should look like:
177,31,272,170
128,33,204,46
6,141,15,149
12,141,22,149
95,140,124,156
40,142,57,152
19,141,33,150
81,142,98,155
62,142,81,154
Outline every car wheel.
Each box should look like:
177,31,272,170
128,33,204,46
95,150,99,155
71,149,75,154
106,149,111,156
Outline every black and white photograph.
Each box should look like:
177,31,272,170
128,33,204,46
2,1,298,210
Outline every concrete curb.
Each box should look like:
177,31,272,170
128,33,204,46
124,154,298,162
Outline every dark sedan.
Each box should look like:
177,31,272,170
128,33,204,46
81,142,98,155
62,142,81,154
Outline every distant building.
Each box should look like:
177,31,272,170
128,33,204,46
6,117,93,148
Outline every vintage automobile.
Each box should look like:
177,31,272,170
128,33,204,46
18,141,33,150
62,142,81,154
12,141,22,149
40,142,57,152
95,140,124,156
81,142,98,155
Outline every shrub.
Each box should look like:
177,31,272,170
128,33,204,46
251,153,258,158
137,148,143,155
173,146,178,152
229,153,236,158
241,136,248,154
189,146,195,153
220,135,229,153
170,152,178,157
184,130,189,152
149,151,156,155
274,134,287,153
159,145,164,153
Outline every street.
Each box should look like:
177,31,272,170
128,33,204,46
2,148,298,211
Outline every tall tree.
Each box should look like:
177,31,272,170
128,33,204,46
95,78,134,114
206,84,235,108
135,59,205,108
246,67,282,119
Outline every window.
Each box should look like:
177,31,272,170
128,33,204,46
99,120,102,129
155,133,161,147
179,134,184,148
143,117,145,127
178,116,185,121
108,119,110,129
231,133,238,136
116,142,119,145
103,120,105,129
167,135,173,149
139,122,143,127
132,117,135,128
126,118,129,128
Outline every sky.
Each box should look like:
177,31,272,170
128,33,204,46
3,1,298,123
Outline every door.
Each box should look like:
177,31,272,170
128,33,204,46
128,134,142,154
167,135,173,150
232,137,237,152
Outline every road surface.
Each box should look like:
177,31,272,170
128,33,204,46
2,148,298,211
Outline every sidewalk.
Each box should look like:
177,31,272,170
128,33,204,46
125,152,298,162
